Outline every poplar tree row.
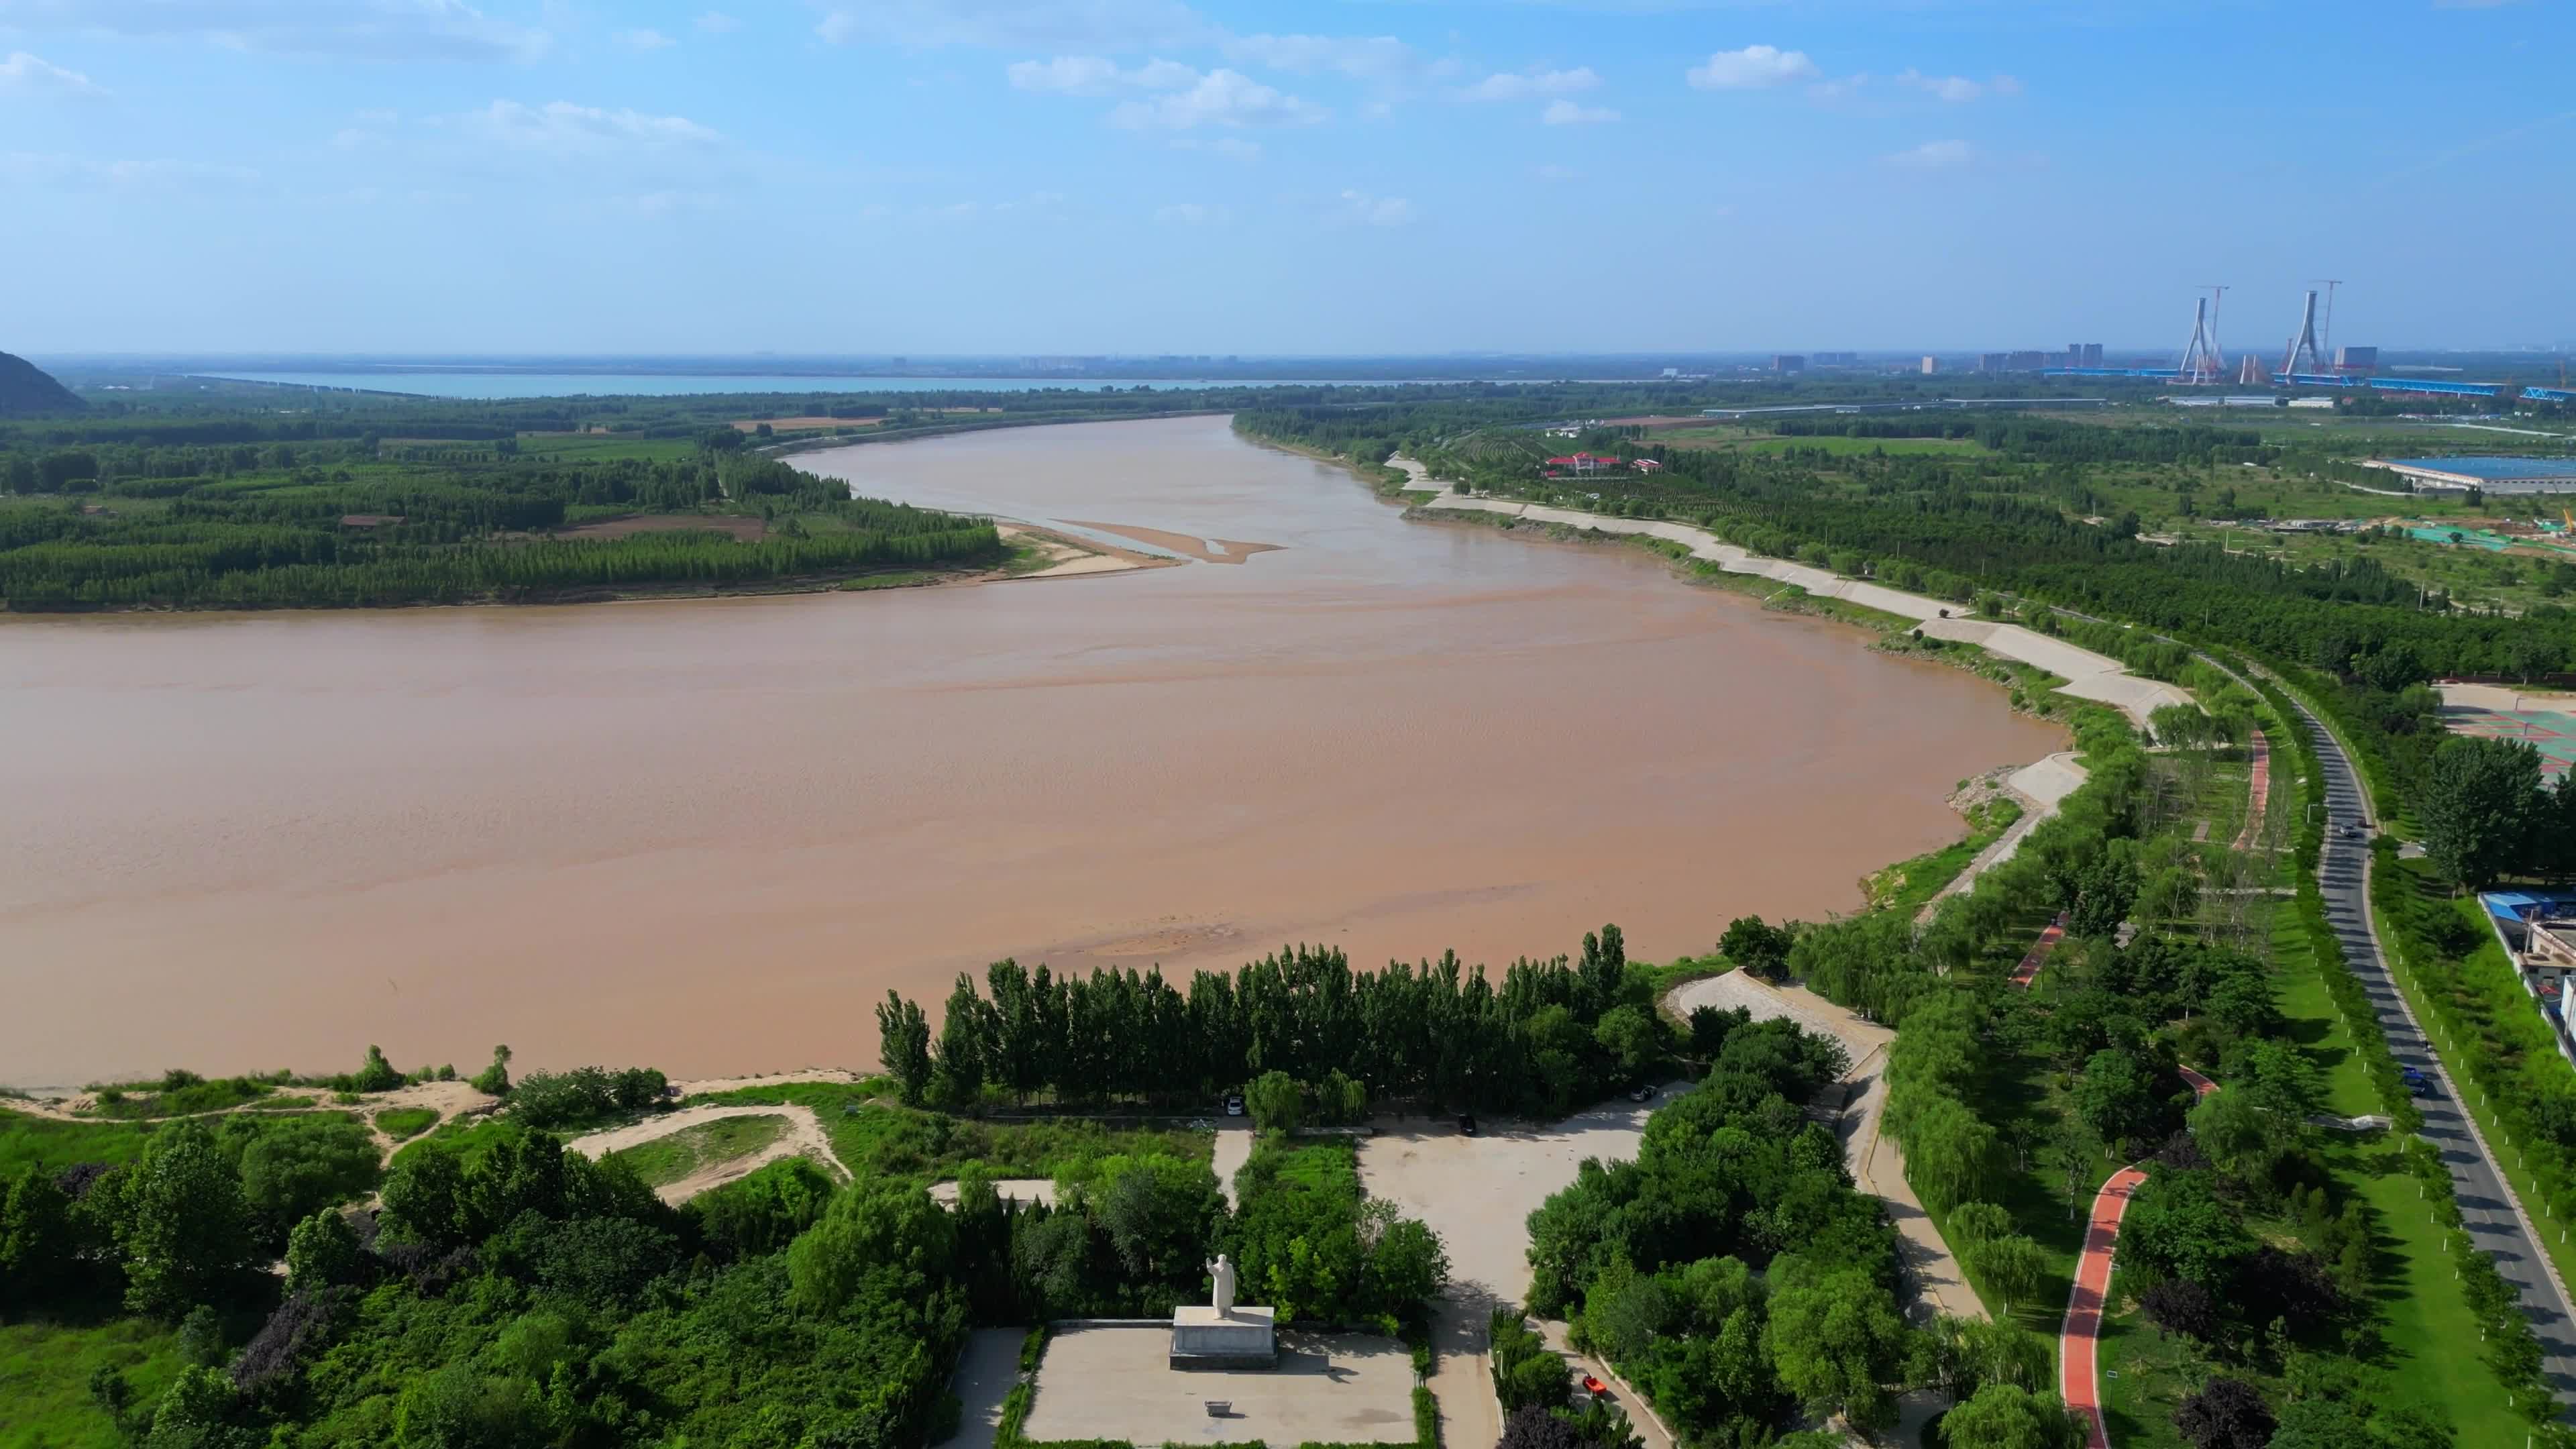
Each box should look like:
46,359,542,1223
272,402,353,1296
875,928,1670,1118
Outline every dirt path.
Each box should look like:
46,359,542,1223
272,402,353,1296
2229,731,2271,853
566,1101,849,1204
1662,973,1986,1327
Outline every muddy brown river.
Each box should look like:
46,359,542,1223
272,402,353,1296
0,416,2062,1086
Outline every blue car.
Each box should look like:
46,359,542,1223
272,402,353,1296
2403,1067,2435,1097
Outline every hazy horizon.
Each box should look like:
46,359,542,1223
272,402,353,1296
3,1,2569,356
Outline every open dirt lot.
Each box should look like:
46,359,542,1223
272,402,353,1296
1023,1326,1413,1446
1355,1097,1672,1449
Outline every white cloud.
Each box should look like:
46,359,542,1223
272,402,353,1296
614,28,675,50
1455,67,1597,102
1222,33,1426,86
0,50,103,96
1898,70,1982,103
1106,68,1323,129
0,0,552,63
1686,45,1817,91
1336,189,1412,226
453,100,722,154
1992,74,2024,97
1006,54,1199,95
1806,73,1869,103
1171,136,1260,160
1885,138,1975,169
1153,201,1228,224
331,126,382,149
695,11,739,33
813,0,1209,51
1541,99,1617,125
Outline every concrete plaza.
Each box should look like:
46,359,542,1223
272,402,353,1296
1020,1326,1415,1446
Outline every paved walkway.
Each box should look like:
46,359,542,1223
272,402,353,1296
2059,1071,2216,1449
2008,912,2069,989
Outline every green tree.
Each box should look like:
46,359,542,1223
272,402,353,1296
352,1045,404,1093
1719,916,1794,977
1937,1383,2084,1449
0,1165,80,1305
118,1120,255,1318
1964,1234,2047,1315
875,991,934,1106
2071,1049,2163,1152
470,1044,513,1096
787,1184,955,1314
1592,1006,1660,1086
1764,1266,1907,1430
284,1209,362,1295
237,1116,380,1241
932,975,990,1107
1245,1070,1304,1136
141,1365,251,1449
2421,736,2544,888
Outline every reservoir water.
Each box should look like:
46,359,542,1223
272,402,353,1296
0,416,2061,1085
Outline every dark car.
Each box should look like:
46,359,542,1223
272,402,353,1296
1627,1085,1657,1104
1457,1114,1477,1136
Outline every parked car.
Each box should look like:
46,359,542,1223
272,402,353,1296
1223,1093,1245,1118
1627,1085,1656,1103
1580,1375,1609,1401
1457,1113,1477,1136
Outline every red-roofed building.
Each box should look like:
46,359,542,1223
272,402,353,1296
1633,458,1662,473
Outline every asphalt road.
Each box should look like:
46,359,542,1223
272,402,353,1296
2288,692,2576,1410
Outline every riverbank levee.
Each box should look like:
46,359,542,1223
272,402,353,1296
1409,495,2192,729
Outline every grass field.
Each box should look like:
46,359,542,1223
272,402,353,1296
1652,426,1994,458
0,1111,158,1177
682,1082,1214,1181
0,1316,182,1449
607,1114,790,1188
371,1106,439,1141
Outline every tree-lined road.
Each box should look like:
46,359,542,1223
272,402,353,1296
2287,692,2576,1410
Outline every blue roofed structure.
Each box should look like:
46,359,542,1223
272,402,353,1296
2373,456,2576,492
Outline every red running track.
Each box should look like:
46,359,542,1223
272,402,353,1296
2229,730,2271,853
2009,912,2068,989
2060,1069,2216,1449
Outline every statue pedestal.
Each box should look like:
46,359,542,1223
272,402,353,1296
1170,1306,1277,1370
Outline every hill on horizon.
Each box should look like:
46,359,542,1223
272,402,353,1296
0,352,84,415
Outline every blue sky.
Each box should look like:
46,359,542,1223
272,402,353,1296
1,0,2567,356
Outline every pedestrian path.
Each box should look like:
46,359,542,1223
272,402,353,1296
2059,1069,2217,1449
2229,731,2271,853
2008,913,2068,988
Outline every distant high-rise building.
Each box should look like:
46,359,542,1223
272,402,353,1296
1772,354,1806,374
1812,352,1859,366
2078,343,2104,368
2336,345,2377,372
1978,352,2010,374
1921,356,1939,375
2007,350,2047,371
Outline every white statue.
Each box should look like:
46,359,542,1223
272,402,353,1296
1208,1252,1237,1315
